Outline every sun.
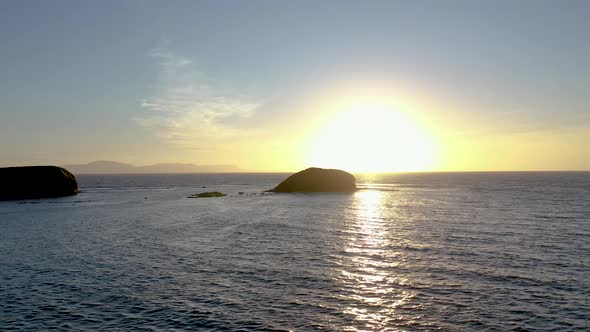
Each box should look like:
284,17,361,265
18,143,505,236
306,101,436,173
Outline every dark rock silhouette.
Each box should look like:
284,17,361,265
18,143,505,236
0,166,79,200
188,191,226,198
270,167,356,193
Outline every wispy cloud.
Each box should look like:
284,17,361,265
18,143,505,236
136,48,261,149
149,48,193,70
442,105,590,140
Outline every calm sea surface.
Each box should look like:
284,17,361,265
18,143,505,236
1,172,589,331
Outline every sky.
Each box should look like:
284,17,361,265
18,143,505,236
1,0,589,172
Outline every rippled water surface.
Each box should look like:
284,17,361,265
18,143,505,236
1,172,589,331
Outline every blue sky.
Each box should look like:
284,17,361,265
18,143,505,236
1,1,589,170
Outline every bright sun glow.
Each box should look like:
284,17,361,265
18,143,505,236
307,101,436,172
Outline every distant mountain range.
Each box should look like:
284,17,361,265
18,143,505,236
63,161,241,174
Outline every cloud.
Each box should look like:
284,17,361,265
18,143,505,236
441,105,590,140
149,48,193,71
136,49,261,149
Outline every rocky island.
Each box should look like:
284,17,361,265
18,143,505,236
188,191,227,198
269,167,356,193
0,166,79,200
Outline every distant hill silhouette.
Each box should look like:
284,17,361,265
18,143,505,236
63,161,241,174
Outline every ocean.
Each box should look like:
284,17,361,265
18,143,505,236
1,172,589,331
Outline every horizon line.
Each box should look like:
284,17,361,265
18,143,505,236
67,169,590,175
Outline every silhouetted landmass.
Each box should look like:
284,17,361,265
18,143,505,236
63,161,241,174
188,191,227,198
270,167,356,192
0,166,78,200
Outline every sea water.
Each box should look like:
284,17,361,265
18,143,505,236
1,172,589,331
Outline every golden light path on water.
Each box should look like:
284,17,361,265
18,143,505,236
337,189,417,331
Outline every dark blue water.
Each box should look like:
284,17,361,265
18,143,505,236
1,172,589,331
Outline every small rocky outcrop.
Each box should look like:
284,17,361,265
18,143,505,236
269,167,356,193
0,166,79,201
188,191,226,198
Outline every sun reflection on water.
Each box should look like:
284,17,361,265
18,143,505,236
336,190,416,331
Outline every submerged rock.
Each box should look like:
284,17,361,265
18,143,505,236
188,191,226,198
0,166,79,201
269,167,356,193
